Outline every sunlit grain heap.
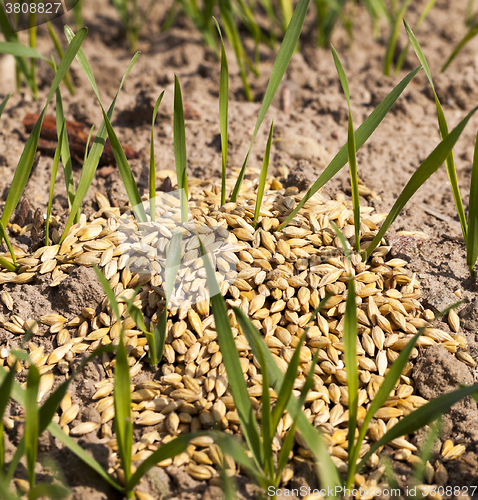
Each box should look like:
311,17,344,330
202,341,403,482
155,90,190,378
0,174,471,488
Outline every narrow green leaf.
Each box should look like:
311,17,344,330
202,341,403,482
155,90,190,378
0,3,34,94
269,330,305,434
25,365,40,487
277,66,421,231
200,241,263,470
150,91,165,221
55,78,76,218
383,0,411,76
276,345,319,481
230,0,311,201
94,266,120,321
412,420,441,486
394,0,437,74
84,125,95,164
39,345,115,433
331,45,360,252
60,27,137,242
467,131,478,273
0,93,11,118
27,482,70,500
233,308,342,495
0,223,18,270
128,433,200,489
0,42,48,60
101,108,146,222
45,121,65,246
363,105,478,260
115,335,133,490
0,365,16,422
0,421,4,472
442,21,478,72
128,304,148,333
214,18,229,207
211,431,267,485
0,28,87,248
152,309,167,365
253,122,273,226
48,421,122,491
219,0,253,101
358,383,478,470
165,232,183,302
254,332,272,477
404,20,467,240
343,274,358,478
174,75,189,223
46,21,75,95
352,303,460,474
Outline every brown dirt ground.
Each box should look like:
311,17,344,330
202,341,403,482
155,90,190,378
1,0,478,498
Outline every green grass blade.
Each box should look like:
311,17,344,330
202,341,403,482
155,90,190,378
343,272,358,476
152,309,167,365
0,93,10,118
404,20,467,240
383,0,411,76
253,122,273,226
219,0,253,102
173,75,189,223
331,45,360,252
0,42,49,60
128,433,200,489
60,27,138,242
115,334,133,493
467,131,478,273
233,308,342,495
55,80,76,220
412,420,441,486
165,231,183,302
269,330,305,434
278,66,421,231
0,422,4,472
276,347,319,481
94,266,120,321
27,482,69,500
46,21,75,95
0,4,34,94
7,345,115,482
442,21,478,72
63,42,144,221
352,303,459,473
200,241,263,470
212,431,268,485
0,365,16,421
358,383,478,470
363,105,478,261
150,91,165,221
48,421,122,491
215,18,229,206
0,223,18,270
230,0,311,201
394,0,437,74
0,28,87,249
254,329,273,478
25,365,40,488
101,108,146,222
45,121,65,246
39,345,115,433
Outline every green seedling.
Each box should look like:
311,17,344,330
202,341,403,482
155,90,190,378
0,28,87,263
